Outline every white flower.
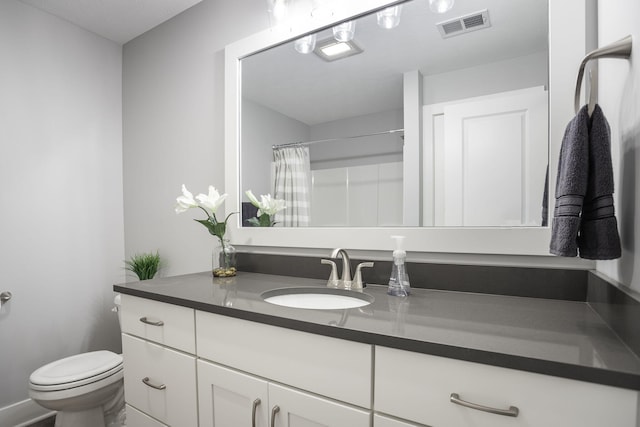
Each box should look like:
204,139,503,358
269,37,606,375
246,190,286,216
175,184,198,213
196,185,227,214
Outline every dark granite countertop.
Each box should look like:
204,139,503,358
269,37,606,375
114,271,640,391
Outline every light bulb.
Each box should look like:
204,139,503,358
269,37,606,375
429,0,454,14
376,5,402,29
294,34,317,54
333,20,355,42
266,0,289,27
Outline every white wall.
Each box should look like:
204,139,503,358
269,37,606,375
596,0,640,291
123,0,269,277
0,0,123,414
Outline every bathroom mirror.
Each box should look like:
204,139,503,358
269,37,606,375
225,0,585,254
241,0,549,228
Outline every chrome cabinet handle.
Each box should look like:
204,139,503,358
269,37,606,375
450,393,519,417
142,377,166,390
139,316,164,326
251,398,261,427
270,405,280,427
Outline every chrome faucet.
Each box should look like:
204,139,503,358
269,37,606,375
331,248,352,289
322,248,374,291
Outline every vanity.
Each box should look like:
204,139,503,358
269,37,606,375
114,269,640,427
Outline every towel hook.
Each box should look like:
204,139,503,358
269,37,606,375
574,35,632,114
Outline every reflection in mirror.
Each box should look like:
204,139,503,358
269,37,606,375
241,0,548,228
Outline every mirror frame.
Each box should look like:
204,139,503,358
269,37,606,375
225,0,586,255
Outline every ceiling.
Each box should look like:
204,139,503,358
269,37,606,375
242,0,548,125
18,0,203,44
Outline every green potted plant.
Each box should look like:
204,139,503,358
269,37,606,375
125,251,161,281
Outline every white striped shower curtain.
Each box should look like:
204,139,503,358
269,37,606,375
272,145,311,226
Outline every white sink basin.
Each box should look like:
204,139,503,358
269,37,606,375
261,287,374,310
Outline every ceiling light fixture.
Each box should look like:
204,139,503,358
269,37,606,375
313,37,363,62
333,20,356,42
294,34,317,54
376,5,402,29
429,0,455,14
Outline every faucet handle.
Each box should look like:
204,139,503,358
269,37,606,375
321,259,340,288
352,262,374,291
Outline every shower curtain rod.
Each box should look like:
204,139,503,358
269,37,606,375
272,128,404,150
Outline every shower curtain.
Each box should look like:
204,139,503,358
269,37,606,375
272,145,311,226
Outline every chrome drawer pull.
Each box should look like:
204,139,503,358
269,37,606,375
142,377,166,390
139,316,164,326
450,393,519,417
270,405,280,427
252,398,261,427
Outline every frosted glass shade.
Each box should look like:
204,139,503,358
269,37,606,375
377,5,402,29
429,0,454,13
333,21,355,42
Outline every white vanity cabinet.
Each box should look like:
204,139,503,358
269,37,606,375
195,311,373,409
198,360,370,426
118,293,639,427
375,346,639,427
120,295,198,427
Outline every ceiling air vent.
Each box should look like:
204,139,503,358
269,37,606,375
437,9,491,39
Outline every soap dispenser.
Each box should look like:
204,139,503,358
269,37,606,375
388,235,411,296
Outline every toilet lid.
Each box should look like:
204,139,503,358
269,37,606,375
30,351,123,388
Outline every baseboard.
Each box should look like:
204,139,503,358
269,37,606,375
0,399,54,427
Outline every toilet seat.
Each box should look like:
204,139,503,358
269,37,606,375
29,351,123,392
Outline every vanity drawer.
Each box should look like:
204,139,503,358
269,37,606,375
125,404,168,427
122,334,197,427
374,414,425,427
120,294,195,353
375,346,638,427
196,311,373,408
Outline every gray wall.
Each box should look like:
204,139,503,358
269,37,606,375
422,50,548,105
0,0,123,410
123,0,268,277
242,99,309,197
596,1,640,292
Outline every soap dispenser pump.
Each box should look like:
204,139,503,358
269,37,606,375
388,235,411,296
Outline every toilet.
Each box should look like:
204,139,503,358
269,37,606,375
28,296,125,427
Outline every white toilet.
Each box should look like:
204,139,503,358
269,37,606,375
28,296,125,427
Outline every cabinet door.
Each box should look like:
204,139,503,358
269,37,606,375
122,334,197,427
198,360,269,427
268,383,370,427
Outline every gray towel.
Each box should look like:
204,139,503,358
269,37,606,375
550,105,621,259
578,105,621,259
550,106,589,257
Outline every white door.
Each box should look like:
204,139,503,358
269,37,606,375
197,360,269,427
424,87,548,226
267,383,371,427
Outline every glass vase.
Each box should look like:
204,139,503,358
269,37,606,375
213,239,237,277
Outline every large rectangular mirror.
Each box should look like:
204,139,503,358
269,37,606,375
225,0,584,254
241,0,548,228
